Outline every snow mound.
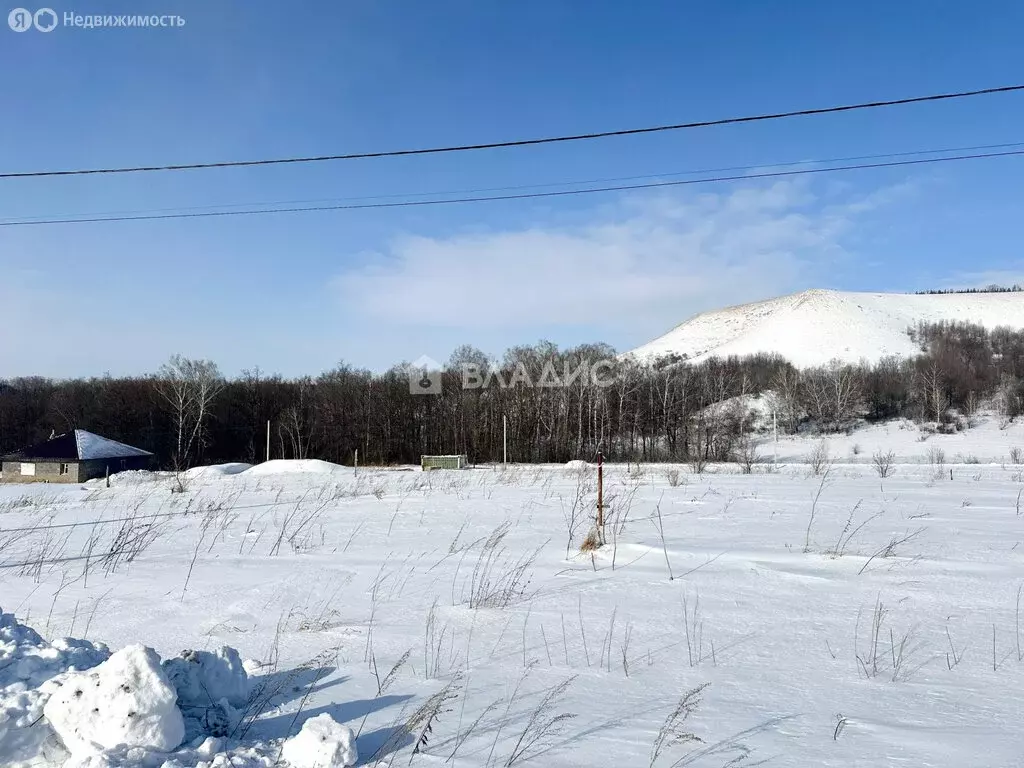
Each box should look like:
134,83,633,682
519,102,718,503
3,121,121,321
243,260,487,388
163,647,249,708
44,645,185,756
0,610,110,690
86,463,254,488
60,736,275,768
280,714,357,768
163,647,249,738
630,288,1024,368
183,463,253,480
84,470,161,488
564,460,591,469
0,608,110,766
244,460,349,476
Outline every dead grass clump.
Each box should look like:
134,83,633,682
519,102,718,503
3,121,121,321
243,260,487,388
579,528,602,552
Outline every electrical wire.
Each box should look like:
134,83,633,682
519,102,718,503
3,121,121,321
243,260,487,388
3,84,1023,179
3,146,1023,227
4,139,1023,224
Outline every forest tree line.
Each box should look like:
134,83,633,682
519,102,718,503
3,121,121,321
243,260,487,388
4,321,1024,468
914,285,1024,295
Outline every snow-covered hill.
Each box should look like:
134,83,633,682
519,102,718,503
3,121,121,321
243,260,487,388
630,289,1024,368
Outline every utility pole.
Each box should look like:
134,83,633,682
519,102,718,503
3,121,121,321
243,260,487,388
773,409,778,466
266,420,271,463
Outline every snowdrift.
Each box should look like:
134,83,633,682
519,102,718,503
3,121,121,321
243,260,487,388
44,645,186,755
183,463,253,479
243,460,351,477
0,609,356,768
0,610,109,766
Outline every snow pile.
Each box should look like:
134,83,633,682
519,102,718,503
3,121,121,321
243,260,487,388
58,736,274,768
44,645,185,756
244,460,349,476
182,464,253,480
630,288,1024,368
279,714,357,768
84,470,161,488
0,611,110,689
0,611,300,768
563,460,591,470
162,647,249,738
0,608,109,766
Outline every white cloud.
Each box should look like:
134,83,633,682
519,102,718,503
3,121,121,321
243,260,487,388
332,180,882,347
0,180,906,378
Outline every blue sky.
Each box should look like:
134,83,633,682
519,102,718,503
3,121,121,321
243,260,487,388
3,0,1024,378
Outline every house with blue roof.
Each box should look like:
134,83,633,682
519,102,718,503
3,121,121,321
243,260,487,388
0,430,153,483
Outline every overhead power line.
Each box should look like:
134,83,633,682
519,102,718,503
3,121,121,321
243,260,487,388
3,146,1023,227
5,139,1023,224
3,84,1024,180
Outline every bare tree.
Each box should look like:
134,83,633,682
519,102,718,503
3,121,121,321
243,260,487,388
916,361,945,424
871,449,896,478
807,440,831,476
733,435,761,474
281,376,316,460
803,360,862,431
154,355,224,469
770,368,802,433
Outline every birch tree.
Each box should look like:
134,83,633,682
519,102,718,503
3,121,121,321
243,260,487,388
154,355,224,469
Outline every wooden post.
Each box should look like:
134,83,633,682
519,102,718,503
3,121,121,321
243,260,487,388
773,409,778,466
596,451,604,538
266,420,271,463
354,448,359,475
503,415,508,467
105,465,110,488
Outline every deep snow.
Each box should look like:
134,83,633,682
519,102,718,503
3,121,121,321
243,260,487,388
44,645,185,756
280,714,357,768
0,610,109,766
3,421,1024,766
630,288,1024,367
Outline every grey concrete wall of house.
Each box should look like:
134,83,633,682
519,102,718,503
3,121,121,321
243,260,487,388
0,460,80,483
1,456,151,483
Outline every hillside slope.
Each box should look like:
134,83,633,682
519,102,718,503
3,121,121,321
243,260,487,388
630,289,1024,368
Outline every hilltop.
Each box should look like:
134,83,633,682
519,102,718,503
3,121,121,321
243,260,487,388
630,288,1024,367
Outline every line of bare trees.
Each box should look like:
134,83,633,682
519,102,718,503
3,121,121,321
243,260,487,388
3,321,1024,468
914,285,1024,295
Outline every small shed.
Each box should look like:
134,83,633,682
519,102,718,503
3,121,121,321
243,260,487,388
421,454,469,471
0,430,153,483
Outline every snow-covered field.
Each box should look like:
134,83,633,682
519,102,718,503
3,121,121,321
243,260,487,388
630,288,1024,367
3,428,1024,767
